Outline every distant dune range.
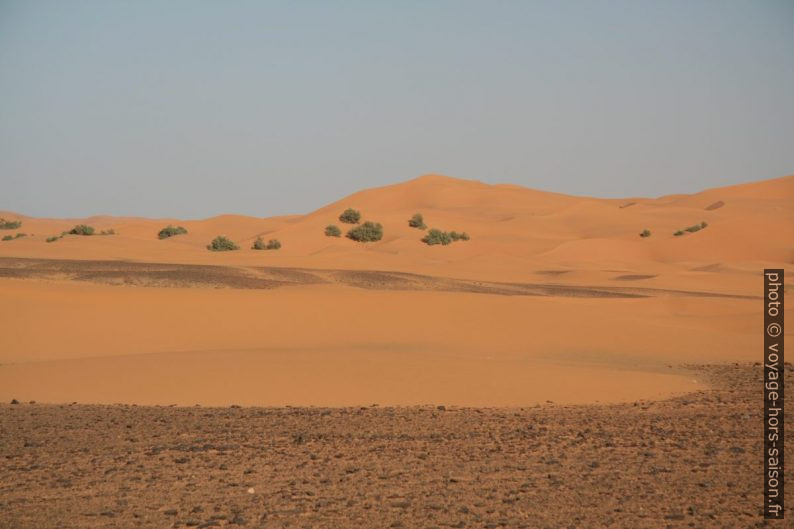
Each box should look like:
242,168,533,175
0,174,791,406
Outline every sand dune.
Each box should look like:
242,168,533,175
0,174,791,406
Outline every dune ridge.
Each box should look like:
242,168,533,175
1,174,791,292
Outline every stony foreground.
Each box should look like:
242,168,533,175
0,364,790,529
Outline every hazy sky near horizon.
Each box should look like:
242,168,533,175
1,1,793,218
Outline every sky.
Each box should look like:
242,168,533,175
1,1,793,218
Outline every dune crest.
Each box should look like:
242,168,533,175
0,174,790,289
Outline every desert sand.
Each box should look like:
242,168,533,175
0,173,791,407
1,174,792,529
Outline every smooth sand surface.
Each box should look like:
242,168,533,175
0,174,791,405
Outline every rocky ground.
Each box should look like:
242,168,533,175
0,363,789,529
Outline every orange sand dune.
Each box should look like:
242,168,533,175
0,174,791,406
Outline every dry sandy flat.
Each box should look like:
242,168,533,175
0,274,765,406
0,174,792,406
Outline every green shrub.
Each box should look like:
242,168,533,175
0,218,22,230
158,225,187,239
684,221,707,233
325,224,342,237
422,229,470,245
422,229,452,246
46,236,59,243
1,235,12,241
2,233,26,241
69,224,95,236
346,221,383,242
674,221,708,236
252,236,267,250
639,229,651,238
339,208,361,224
252,237,281,250
408,213,426,229
207,236,239,251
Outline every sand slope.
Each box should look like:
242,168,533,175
0,174,791,405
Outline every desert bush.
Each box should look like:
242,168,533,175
674,221,708,236
0,218,22,230
639,229,651,238
684,221,708,233
2,233,26,241
46,236,59,243
339,208,361,224
100,229,116,236
158,225,187,239
207,236,239,251
423,229,469,245
69,224,95,236
408,213,426,229
325,224,341,237
422,229,452,246
252,237,281,250
1,235,12,241
346,221,383,242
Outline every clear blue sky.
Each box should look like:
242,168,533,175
1,1,792,218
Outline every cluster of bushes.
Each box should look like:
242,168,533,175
412,213,471,246
422,229,470,246
0,218,22,230
331,208,383,243
252,237,281,250
408,213,426,230
1,233,25,242
158,225,188,239
207,236,239,251
46,224,108,242
327,209,472,246
204,235,283,252
674,221,707,237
